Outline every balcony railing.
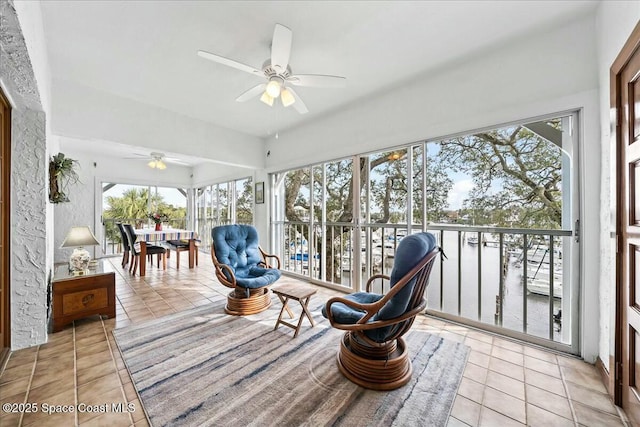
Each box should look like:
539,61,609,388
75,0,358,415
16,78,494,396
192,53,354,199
274,220,576,353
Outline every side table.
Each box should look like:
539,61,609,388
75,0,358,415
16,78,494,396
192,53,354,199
52,259,116,332
272,283,317,338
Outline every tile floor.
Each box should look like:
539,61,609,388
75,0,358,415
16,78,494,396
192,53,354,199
0,255,630,426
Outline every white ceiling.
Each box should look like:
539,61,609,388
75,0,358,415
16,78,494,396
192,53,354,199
39,0,598,164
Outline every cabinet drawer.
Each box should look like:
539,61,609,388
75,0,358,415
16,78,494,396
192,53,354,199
62,288,108,315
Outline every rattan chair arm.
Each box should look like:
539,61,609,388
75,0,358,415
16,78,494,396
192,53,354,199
210,246,237,288
325,296,385,327
259,247,281,269
365,274,390,293
328,298,427,332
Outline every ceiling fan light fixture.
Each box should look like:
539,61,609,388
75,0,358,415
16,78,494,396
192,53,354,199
265,78,282,98
148,158,167,170
280,88,295,107
260,91,275,106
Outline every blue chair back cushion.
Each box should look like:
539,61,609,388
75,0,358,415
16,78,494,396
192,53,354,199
374,232,437,321
322,232,436,342
212,225,281,289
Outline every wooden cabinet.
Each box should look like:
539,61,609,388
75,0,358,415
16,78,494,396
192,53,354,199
52,260,115,332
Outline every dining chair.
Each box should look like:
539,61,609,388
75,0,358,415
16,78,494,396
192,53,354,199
166,239,199,269
116,222,130,268
122,223,167,276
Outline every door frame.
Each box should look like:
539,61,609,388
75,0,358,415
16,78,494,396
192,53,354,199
0,85,11,366
614,22,640,410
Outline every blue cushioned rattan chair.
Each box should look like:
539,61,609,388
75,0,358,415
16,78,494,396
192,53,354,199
322,232,439,390
211,224,281,315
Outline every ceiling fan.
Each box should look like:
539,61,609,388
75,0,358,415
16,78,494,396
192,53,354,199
125,152,189,170
197,24,346,114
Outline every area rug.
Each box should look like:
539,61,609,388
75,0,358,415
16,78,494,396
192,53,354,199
113,299,469,427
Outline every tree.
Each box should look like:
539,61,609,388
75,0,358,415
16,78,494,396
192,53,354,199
284,151,453,282
438,123,562,228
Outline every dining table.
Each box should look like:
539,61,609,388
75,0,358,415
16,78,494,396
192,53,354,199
134,228,199,276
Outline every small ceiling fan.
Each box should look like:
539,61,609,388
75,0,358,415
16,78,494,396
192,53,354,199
197,24,346,114
125,152,189,170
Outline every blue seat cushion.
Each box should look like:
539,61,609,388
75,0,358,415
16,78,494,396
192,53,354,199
321,292,383,324
235,266,281,289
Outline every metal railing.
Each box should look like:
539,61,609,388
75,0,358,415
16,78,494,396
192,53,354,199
274,220,576,353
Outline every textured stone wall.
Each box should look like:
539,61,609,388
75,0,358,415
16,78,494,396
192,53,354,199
1,0,49,349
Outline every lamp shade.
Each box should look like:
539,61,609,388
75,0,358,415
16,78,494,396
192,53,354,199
61,226,99,248
61,226,99,273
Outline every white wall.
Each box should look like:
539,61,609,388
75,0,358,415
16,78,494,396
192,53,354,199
266,14,602,360
596,1,640,372
6,0,51,350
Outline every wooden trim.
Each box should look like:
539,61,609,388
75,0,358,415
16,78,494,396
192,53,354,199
0,86,10,352
613,20,640,408
596,356,612,395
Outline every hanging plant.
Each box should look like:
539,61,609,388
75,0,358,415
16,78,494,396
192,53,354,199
49,152,79,203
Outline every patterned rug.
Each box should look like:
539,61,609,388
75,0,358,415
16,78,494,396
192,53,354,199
113,299,469,427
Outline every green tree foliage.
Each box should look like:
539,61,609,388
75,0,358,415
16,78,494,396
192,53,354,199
103,188,186,246
438,123,562,228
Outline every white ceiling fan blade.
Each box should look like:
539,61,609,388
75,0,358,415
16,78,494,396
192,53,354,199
285,87,308,114
288,74,346,88
236,83,266,102
271,24,292,73
197,50,263,76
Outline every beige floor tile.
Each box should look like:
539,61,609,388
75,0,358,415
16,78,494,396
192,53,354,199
0,411,22,426
36,341,75,360
22,409,75,427
447,416,472,427
76,341,111,360
561,365,608,394
77,360,117,385
486,371,525,400
525,404,574,427
524,355,560,378
77,374,123,405
524,368,566,397
572,401,625,427
30,356,74,389
565,381,618,415
20,389,75,426
76,350,112,371
135,417,151,427
79,408,132,426
4,347,38,369
491,346,524,366
27,374,74,402
482,387,526,424
466,330,493,345
493,337,524,354
458,377,485,404
523,345,558,364
451,395,481,426
0,363,34,385
128,399,145,422
488,356,524,381
464,361,489,385
478,407,524,426
468,350,490,369
525,384,572,419
464,337,493,355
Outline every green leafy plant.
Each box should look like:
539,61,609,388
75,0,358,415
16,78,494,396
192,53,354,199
49,152,79,203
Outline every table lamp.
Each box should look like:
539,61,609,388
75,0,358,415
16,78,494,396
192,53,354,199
60,226,100,273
